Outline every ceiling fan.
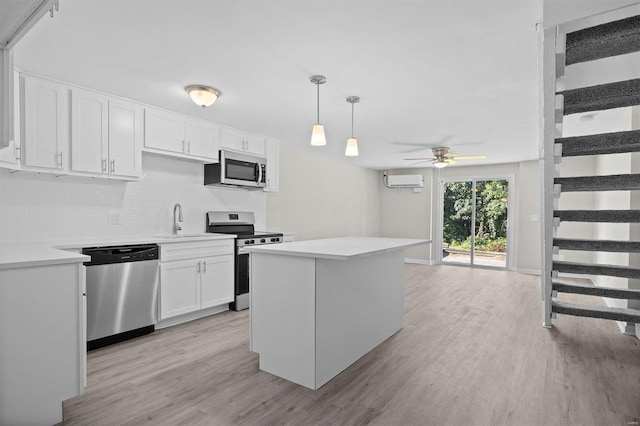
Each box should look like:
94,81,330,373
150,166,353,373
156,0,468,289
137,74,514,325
404,147,486,168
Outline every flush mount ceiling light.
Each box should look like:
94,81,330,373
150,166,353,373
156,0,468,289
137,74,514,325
345,96,360,157
310,75,327,146
185,85,220,108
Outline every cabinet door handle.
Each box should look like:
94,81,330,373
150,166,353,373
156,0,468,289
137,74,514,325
182,140,186,153
15,146,21,160
202,260,207,273
197,261,201,274
110,159,115,174
58,152,63,168
187,141,191,154
102,158,107,173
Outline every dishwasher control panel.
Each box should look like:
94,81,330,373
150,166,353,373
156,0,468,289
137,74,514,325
82,244,159,265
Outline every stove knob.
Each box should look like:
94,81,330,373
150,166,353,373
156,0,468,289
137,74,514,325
260,239,266,243
244,240,251,244
271,238,278,242
250,240,255,244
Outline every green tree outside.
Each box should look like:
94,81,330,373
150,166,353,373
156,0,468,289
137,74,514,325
443,180,508,253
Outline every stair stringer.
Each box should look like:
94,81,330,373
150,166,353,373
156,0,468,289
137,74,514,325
541,4,640,330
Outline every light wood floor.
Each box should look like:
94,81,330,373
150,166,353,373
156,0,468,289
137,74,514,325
62,264,640,425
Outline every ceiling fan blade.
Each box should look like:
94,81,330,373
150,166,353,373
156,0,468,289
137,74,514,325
409,160,432,166
451,155,487,160
404,157,435,161
445,158,457,164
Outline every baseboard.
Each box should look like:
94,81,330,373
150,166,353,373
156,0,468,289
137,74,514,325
156,304,229,329
517,268,541,275
404,258,432,265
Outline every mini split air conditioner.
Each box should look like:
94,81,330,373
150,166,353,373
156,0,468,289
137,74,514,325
386,174,424,188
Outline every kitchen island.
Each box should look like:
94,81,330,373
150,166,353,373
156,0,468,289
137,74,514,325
246,237,430,390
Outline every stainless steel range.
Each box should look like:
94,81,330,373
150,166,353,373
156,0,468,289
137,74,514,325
206,211,283,311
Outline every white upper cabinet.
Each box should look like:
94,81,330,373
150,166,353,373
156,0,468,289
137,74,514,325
71,88,108,174
22,75,69,170
0,67,21,169
144,108,184,153
108,99,143,177
185,118,219,159
264,138,279,192
70,88,142,178
144,107,219,162
220,127,265,156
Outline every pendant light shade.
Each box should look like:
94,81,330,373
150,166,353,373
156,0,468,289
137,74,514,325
185,85,220,108
310,75,327,146
433,160,448,168
311,124,326,146
345,138,359,156
345,96,360,157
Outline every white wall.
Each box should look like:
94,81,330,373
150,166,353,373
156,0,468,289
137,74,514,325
266,145,380,241
379,168,433,262
0,154,266,243
378,161,542,271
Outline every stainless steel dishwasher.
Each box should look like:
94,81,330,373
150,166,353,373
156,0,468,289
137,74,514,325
82,244,159,350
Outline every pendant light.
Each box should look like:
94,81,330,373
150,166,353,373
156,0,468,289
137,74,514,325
310,75,327,146
345,96,360,156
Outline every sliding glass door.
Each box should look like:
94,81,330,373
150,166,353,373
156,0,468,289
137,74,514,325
441,178,510,268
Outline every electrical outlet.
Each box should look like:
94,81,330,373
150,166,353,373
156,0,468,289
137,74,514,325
108,210,122,225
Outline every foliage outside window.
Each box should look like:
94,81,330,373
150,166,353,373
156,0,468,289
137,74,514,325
443,180,508,253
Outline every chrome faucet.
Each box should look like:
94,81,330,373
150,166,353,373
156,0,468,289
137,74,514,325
173,203,183,234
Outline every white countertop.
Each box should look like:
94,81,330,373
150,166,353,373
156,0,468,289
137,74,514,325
0,233,235,270
244,237,431,260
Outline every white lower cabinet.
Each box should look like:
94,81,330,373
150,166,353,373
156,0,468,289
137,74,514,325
200,255,235,308
159,240,234,320
159,259,202,318
0,262,86,425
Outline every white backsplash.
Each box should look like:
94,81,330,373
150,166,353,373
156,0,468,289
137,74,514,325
0,154,266,243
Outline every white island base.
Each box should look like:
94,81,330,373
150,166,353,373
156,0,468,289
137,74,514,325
248,237,428,390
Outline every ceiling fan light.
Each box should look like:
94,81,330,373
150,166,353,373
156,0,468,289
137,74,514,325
433,161,448,168
345,138,359,156
311,124,326,146
186,85,219,108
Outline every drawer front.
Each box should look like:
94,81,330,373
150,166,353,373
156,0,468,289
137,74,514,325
160,240,234,262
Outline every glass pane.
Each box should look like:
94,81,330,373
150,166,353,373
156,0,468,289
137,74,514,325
442,181,472,265
473,180,508,268
226,159,257,182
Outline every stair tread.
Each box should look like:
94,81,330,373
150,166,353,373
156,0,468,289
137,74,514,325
554,238,640,253
566,15,640,65
553,260,640,279
554,209,640,223
560,78,640,115
552,300,640,323
556,129,640,157
552,282,640,300
555,174,640,192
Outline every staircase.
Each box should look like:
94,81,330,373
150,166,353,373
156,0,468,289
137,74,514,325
541,8,640,330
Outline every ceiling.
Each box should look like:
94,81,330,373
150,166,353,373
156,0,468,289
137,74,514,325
10,0,544,170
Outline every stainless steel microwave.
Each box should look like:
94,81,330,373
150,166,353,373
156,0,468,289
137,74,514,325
204,150,267,188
